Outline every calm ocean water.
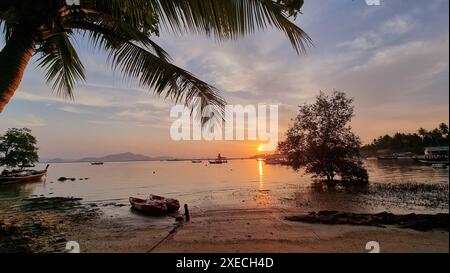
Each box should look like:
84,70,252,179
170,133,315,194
1,159,448,214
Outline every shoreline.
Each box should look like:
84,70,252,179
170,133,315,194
1,198,448,253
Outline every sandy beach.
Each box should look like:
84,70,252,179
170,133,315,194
2,197,447,253
152,208,449,253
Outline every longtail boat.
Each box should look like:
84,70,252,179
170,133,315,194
129,194,180,215
0,165,49,185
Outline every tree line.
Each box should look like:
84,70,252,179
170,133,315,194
360,123,449,156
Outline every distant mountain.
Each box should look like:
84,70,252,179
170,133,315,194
41,158,67,163
79,152,152,162
41,152,173,163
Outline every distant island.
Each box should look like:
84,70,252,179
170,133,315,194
41,152,174,163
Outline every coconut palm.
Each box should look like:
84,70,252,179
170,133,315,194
0,0,312,113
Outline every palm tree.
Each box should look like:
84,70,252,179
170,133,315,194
0,0,312,113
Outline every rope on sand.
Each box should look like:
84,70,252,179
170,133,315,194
147,204,190,253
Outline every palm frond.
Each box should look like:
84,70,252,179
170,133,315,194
108,41,225,113
37,32,86,98
79,0,312,54
63,12,170,61
79,0,159,35
66,19,224,115
147,0,313,54
0,8,17,41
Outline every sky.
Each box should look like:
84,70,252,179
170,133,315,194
0,0,449,159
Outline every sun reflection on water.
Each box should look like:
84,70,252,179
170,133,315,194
258,160,264,190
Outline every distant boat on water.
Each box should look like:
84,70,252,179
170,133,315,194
209,154,228,164
377,155,398,160
90,162,104,165
191,160,202,163
264,158,284,165
413,146,449,165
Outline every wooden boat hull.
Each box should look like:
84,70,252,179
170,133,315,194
417,159,449,165
377,156,398,160
148,194,180,211
0,171,47,185
209,160,227,164
129,197,168,215
413,156,449,165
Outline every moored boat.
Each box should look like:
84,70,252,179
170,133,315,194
377,155,398,160
414,158,449,165
208,160,227,164
413,146,449,166
191,160,202,163
0,165,49,185
431,163,448,169
129,194,180,215
264,158,283,165
209,153,228,164
90,162,104,165
148,194,180,211
129,197,168,215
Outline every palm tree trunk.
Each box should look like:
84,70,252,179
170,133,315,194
0,29,35,113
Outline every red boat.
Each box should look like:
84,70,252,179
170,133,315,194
129,197,168,215
0,165,49,185
148,194,180,212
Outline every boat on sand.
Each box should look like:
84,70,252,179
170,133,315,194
148,194,180,211
129,194,180,215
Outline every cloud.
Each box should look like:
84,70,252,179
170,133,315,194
115,109,153,120
338,15,416,50
382,15,416,34
59,106,92,114
338,33,382,50
0,115,47,128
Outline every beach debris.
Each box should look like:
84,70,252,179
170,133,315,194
285,211,449,231
57,177,76,182
1,197,101,252
102,202,126,207
184,204,190,222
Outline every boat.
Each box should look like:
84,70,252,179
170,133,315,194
413,146,449,166
414,158,449,165
191,160,202,163
90,162,104,165
148,194,180,211
209,153,228,164
377,155,398,160
431,164,448,169
129,194,180,215
208,160,227,164
0,165,49,185
264,158,283,165
129,197,168,215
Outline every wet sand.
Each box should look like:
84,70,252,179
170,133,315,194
152,208,449,253
1,198,448,253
